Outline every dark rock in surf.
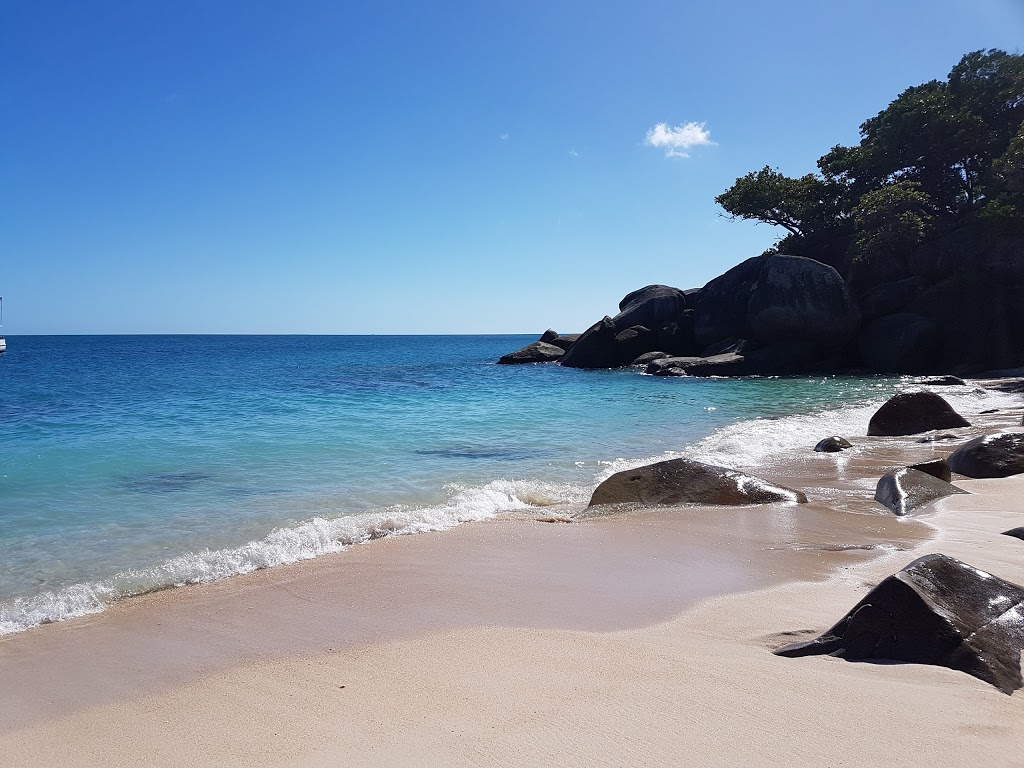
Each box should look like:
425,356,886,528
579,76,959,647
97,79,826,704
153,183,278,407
1002,528,1024,541
588,457,808,507
874,468,966,516
867,392,971,436
540,329,559,344
815,436,852,453
497,341,565,364
948,433,1024,478
774,553,1024,694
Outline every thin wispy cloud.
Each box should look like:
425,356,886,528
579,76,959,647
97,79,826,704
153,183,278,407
568,147,580,158
644,121,714,158
499,133,510,141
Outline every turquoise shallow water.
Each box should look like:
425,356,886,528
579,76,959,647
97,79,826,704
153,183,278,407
0,335,1009,634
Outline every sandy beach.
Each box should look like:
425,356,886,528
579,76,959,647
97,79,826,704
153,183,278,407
2,409,1023,766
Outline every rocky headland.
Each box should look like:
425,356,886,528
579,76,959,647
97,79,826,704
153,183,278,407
499,237,1024,376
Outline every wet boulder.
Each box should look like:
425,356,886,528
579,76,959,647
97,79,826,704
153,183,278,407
774,553,1024,694
815,436,852,453
948,433,1024,478
497,341,565,364
589,457,808,507
874,468,967,516
867,391,971,436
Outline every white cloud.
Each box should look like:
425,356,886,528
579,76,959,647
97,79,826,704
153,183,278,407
568,147,580,158
644,121,714,158
499,133,510,141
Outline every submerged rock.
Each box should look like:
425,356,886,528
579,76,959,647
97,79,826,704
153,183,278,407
589,457,808,507
815,436,853,453
867,391,971,436
948,433,1024,478
774,553,1024,694
497,341,565,364
874,468,966,516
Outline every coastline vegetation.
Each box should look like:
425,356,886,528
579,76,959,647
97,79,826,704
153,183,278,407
716,50,1024,274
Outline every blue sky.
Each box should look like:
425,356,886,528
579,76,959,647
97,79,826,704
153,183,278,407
2,0,1022,334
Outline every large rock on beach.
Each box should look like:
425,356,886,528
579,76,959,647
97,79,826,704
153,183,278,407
867,391,971,436
589,457,808,507
948,433,1024,478
774,553,1024,694
874,468,966,516
546,333,579,351
497,341,564,364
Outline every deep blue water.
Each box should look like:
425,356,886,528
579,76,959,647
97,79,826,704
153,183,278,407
0,335,1005,634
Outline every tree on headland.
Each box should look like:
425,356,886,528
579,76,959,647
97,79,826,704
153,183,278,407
716,49,1024,268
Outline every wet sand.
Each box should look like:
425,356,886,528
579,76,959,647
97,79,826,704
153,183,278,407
1,398,1022,766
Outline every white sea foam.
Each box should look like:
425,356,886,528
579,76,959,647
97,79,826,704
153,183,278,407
0,478,575,636
2,380,1016,637
596,381,1021,478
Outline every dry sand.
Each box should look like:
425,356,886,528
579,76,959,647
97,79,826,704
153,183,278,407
2,422,1024,766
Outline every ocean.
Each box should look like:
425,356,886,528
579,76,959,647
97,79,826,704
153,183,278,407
0,335,1013,635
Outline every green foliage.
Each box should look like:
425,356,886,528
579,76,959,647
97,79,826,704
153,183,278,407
714,166,842,237
717,49,1024,261
852,182,934,260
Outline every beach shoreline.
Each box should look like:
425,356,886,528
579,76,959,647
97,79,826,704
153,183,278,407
1,387,1023,766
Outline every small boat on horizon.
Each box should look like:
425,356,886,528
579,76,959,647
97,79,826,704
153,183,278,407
0,296,6,353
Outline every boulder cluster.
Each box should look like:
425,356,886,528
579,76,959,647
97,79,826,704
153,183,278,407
498,249,1024,375
584,388,1024,692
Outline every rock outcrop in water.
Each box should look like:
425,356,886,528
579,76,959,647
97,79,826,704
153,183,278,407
774,554,1024,694
948,433,1024,478
866,392,971,436
497,341,565,364
497,235,1024,374
873,468,966,516
588,457,808,507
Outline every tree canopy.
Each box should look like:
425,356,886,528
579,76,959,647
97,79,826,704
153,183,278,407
716,50,1024,265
